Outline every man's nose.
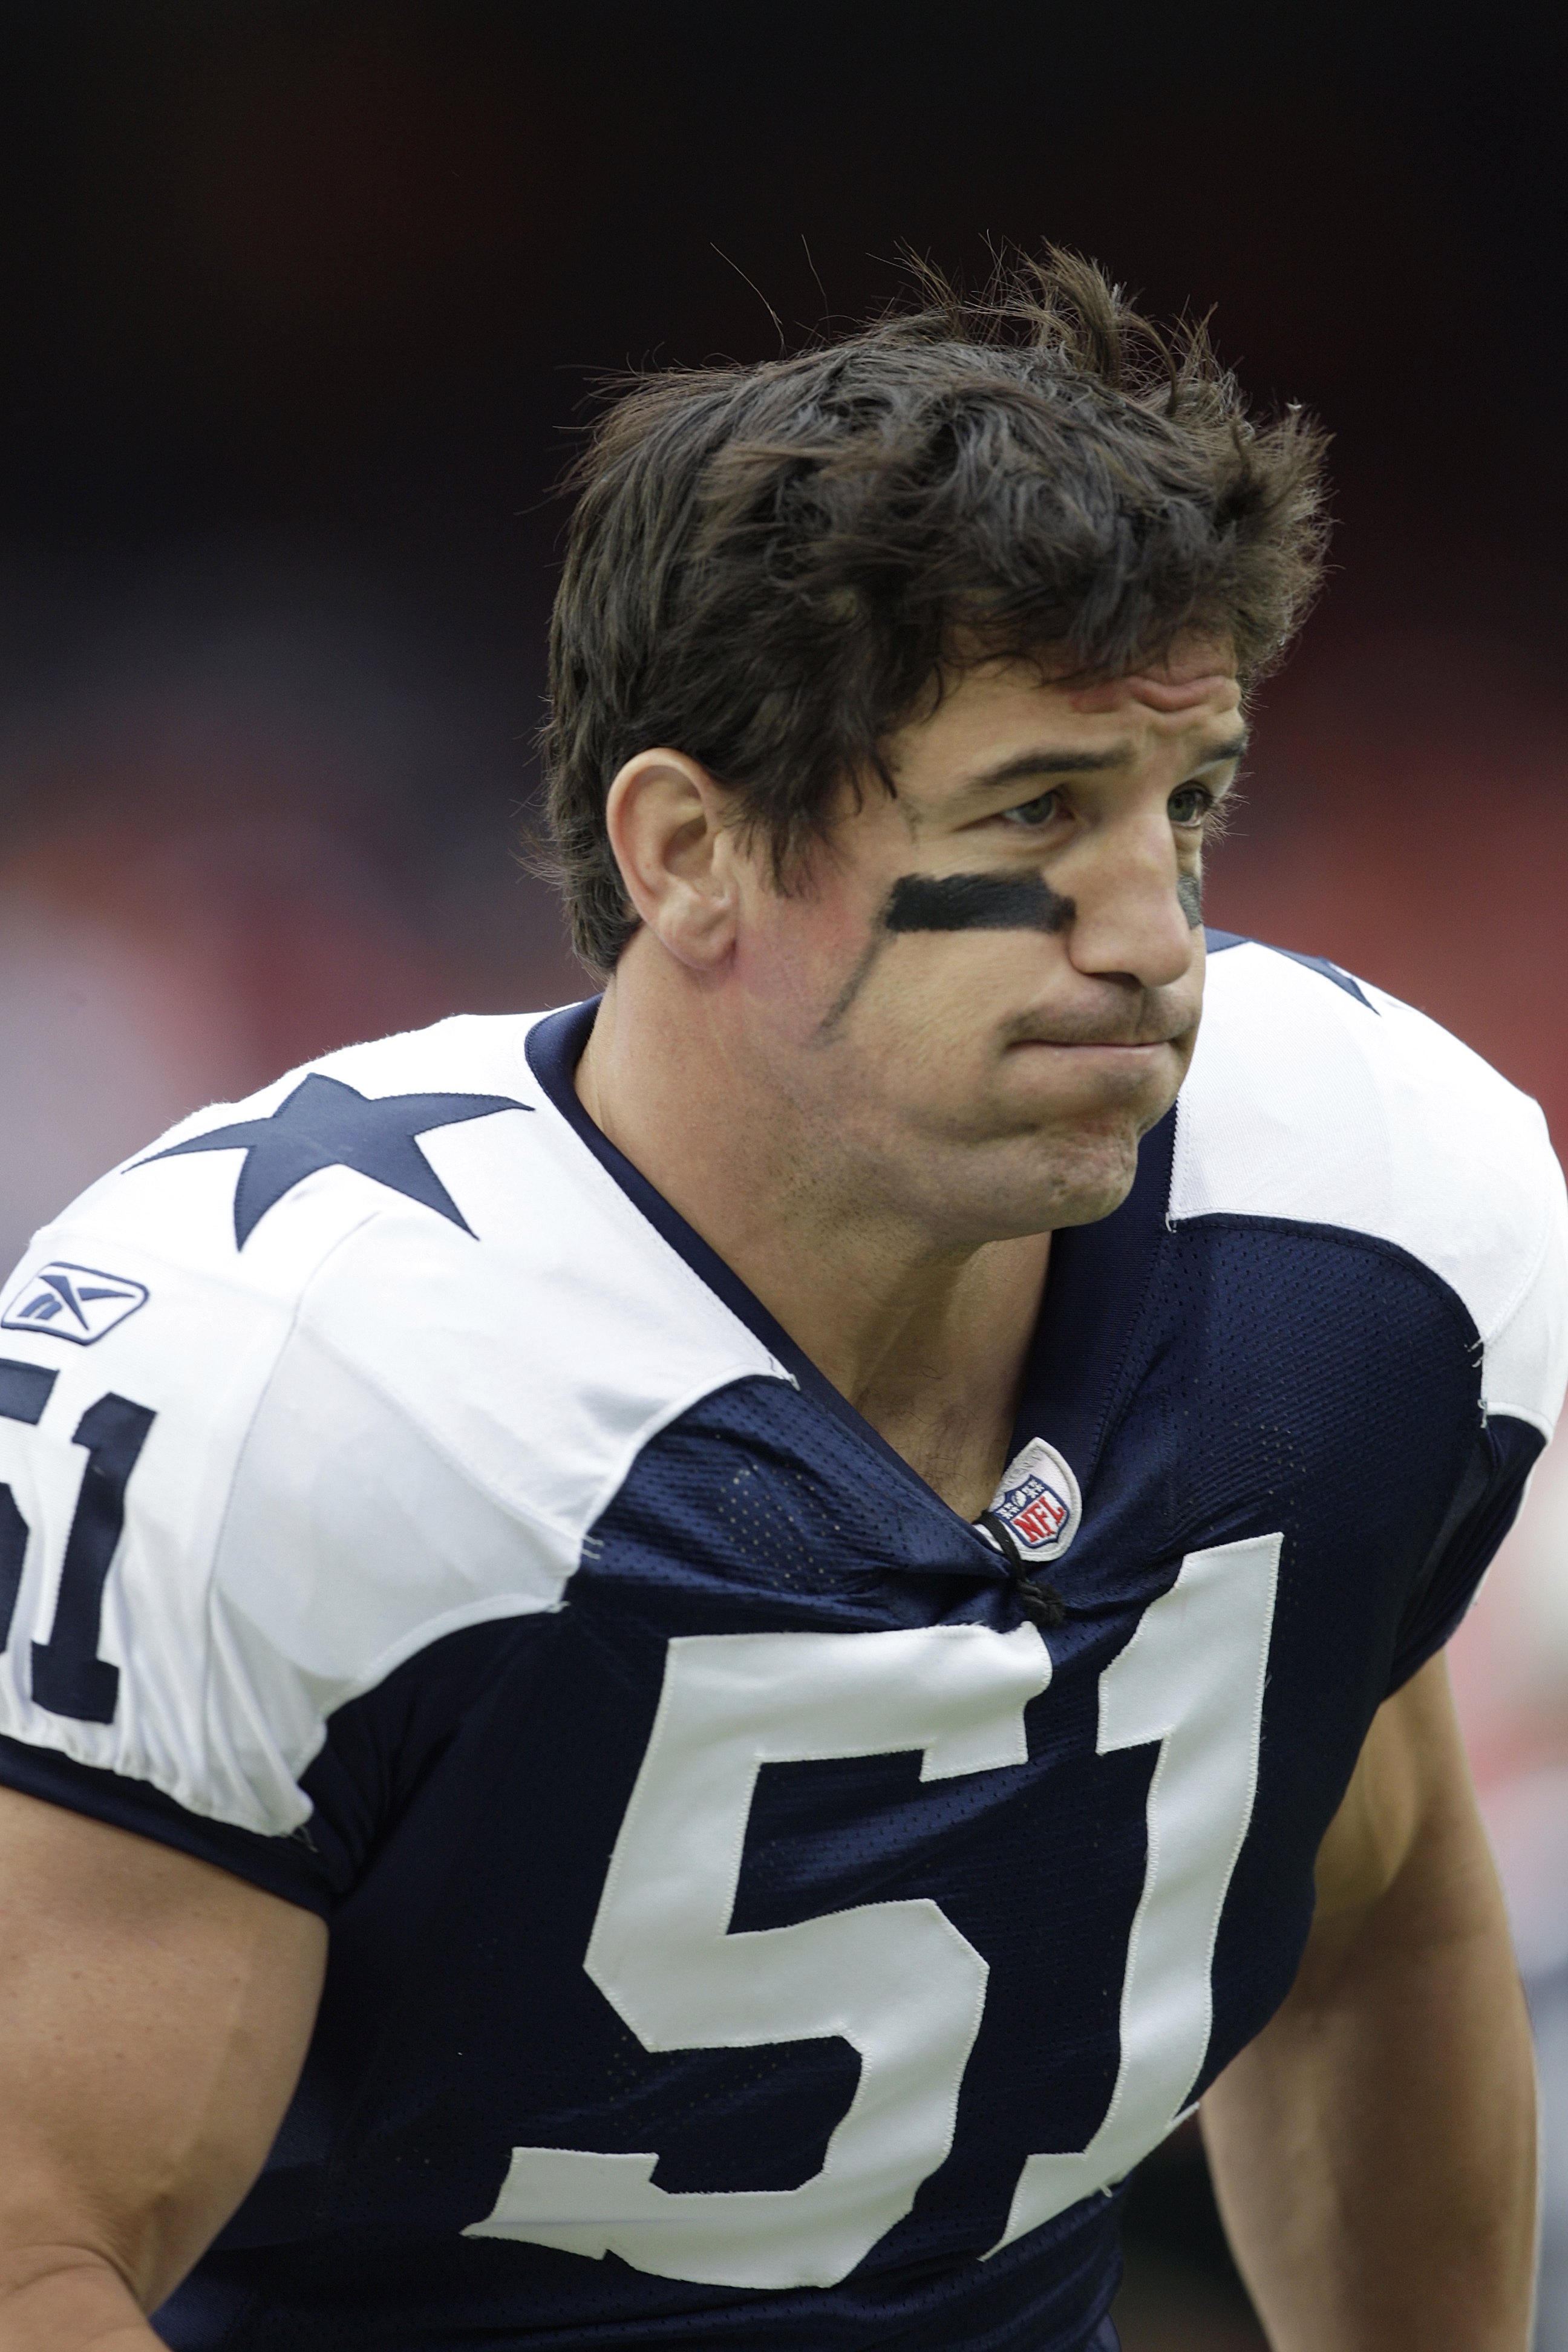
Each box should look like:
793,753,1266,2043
1060,815,1198,993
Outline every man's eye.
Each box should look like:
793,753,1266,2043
1002,791,1060,828
1168,785,1214,827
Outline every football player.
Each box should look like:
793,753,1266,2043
0,255,1558,2352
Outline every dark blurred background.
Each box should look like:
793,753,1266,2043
2,4,1566,2344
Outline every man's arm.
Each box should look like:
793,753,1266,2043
0,1786,326,2351
1200,1650,1535,2351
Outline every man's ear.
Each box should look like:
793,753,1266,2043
605,750,742,970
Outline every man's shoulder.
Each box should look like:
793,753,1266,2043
5,1008,544,1319
1183,933,1568,1433
0,1007,792,1839
4,1004,773,1382
2,1005,788,1523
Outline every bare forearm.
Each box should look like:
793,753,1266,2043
0,2250,162,2352
1202,1866,1535,2350
0,1801,327,2352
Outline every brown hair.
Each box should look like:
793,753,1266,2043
543,250,1329,973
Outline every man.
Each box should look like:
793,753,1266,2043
0,256,1557,2352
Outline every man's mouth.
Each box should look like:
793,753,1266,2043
1004,1027,1189,1053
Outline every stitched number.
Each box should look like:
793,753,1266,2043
31,1394,156,1724
0,1368,153,1714
988,1532,1281,2252
467,1622,1053,2290
0,1489,26,1653
469,1535,1281,2290
0,1360,56,1651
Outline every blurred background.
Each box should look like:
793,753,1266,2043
0,1,1564,2341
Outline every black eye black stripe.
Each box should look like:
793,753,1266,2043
883,872,1076,934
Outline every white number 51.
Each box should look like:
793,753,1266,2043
468,1534,1279,2290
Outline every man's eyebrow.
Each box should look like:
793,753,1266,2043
955,731,1249,800
955,745,1131,796
1192,732,1250,771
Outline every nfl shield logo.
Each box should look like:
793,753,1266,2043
988,1435,1082,1562
1,1261,149,1346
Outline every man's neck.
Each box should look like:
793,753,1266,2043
574,970,1051,1521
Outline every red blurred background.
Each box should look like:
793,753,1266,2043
1,5,1565,2343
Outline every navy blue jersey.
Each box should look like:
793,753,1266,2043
0,933,1561,2352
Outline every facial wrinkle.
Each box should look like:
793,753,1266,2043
883,871,1077,935
1175,871,1203,929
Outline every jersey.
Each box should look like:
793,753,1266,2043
0,930,1561,2352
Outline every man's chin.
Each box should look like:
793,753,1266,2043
1045,1172,1140,1230
945,1122,1144,1242
1038,1057,1185,1178
1034,1154,1141,1230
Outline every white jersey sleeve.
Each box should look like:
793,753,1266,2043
1178,941,1568,1443
0,1010,788,1906
1178,938,1568,1687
